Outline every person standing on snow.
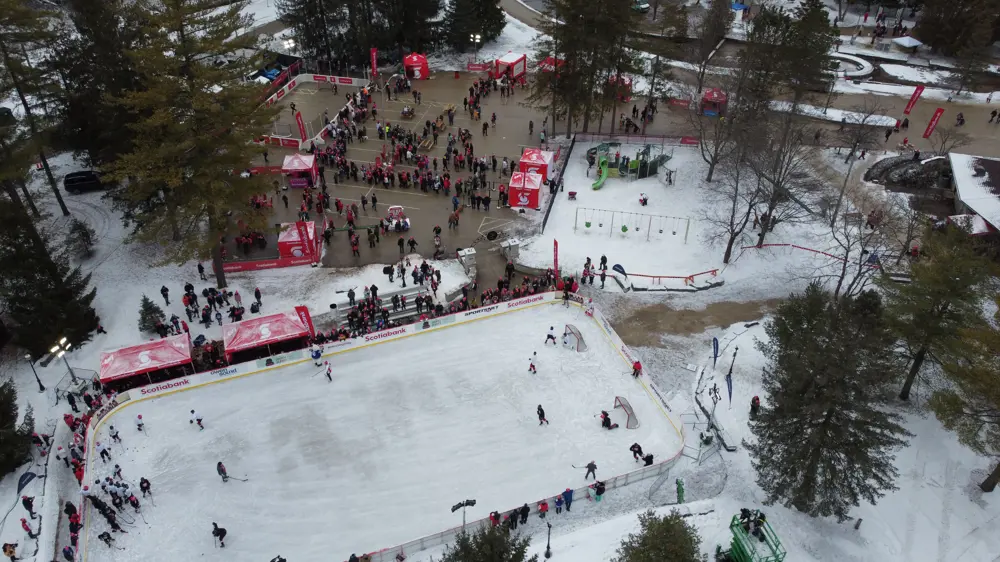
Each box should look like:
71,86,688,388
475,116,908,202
528,352,537,374
537,405,549,425
216,462,229,483
160,285,170,305
584,461,597,481
254,287,262,306
211,523,227,547
190,410,204,430
545,326,557,345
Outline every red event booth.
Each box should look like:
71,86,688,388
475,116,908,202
404,53,430,80
701,88,728,117
495,51,528,82
508,171,542,209
223,310,313,364
519,148,556,182
277,221,318,260
282,153,318,188
99,333,193,391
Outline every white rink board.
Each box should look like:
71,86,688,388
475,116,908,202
85,304,681,562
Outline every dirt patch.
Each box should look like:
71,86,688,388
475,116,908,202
612,299,782,347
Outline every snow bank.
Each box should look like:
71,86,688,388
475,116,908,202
770,101,896,127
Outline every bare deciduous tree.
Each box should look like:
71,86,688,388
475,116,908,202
828,99,889,226
930,125,971,155
699,144,763,264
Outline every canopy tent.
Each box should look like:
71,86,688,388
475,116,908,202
277,221,318,260
495,52,528,82
701,88,728,116
519,148,556,182
508,171,542,209
538,56,564,73
404,53,430,80
223,311,310,360
607,75,633,102
282,153,318,188
99,333,193,384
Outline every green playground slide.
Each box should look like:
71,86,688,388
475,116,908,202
592,156,609,190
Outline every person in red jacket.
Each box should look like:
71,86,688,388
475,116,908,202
537,500,549,519
632,361,642,378
571,279,579,292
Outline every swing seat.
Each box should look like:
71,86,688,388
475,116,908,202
585,221,591,228
621,225,628,233
568,191,577,200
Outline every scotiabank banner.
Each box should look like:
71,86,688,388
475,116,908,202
139,378,191,396
221,255,315,273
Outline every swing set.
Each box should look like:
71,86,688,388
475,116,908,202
573,207,691,243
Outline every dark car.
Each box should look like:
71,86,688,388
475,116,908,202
63,171,107,194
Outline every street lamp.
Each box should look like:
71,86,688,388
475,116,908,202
24,354,45,393
470,34,482,63
50,337,79,383
544,522,552,558
451,499,477,532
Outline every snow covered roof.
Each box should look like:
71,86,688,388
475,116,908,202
223,311,309,355
892,36,923,48
99,333,193,382
498,51,525,64
949,153,1000,230
281,153,315,172
947,214,994,235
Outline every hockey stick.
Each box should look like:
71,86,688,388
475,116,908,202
228,476,249,482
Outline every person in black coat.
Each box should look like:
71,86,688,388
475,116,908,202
519,504,530,524
212,523,227,547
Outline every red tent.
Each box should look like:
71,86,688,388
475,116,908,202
282,153,317,188
277,221,318,260
519,148,556,182
99,333,193,384
508,171,541,209
223,311,310,360
404,53,430,80
538,57,564,73
701,88,728,116
496,52,528,82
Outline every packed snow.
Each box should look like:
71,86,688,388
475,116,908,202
770,101,896,127
879,63,954,86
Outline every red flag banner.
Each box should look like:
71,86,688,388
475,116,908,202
370,48,378,79
295,111,307,141
904,85,924,115
923,108,944,139
294,306,315,338
553,240,559,276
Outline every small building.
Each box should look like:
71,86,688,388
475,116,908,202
947,153,1000,239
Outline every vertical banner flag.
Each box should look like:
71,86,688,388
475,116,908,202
294,306,315,338
923,108,945,139
712,337,719,369
294,111,307,141
904,85,924,115
725,372,733,406
295,221,310,256
553,239,559,276
370,48,378,79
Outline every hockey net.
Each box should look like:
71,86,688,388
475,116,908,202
614,396,639,429
562,324,588,352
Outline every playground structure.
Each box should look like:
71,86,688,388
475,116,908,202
573,207,691,243
588,143,672,189
715,512,787,562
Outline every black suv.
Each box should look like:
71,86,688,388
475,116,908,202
63,171,107,194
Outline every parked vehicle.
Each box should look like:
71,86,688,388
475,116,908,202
63,171,107,194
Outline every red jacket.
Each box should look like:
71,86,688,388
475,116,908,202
538,501,549,513
633,361,642,372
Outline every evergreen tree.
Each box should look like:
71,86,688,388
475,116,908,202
788,0,838,101
950,16,993,94
436,524,538,562
692,0,733,93
612,510,703,562
65,218,98,260
379,0,443,58
276,0,346,66
0,381,33,477
138,294,166,334
915,0,999,55
444,0,507,52
0,198,98,357
106,0,281,288
929,318,1000,491
747,283,911,521
879,224,999,400
0,0,71,216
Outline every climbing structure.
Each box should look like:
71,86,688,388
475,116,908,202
716,513,786,562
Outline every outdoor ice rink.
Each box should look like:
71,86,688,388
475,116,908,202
84,304,681,561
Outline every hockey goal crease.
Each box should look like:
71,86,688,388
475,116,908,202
562,324,588,352
614,396,639,429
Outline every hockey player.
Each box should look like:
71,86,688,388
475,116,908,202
536,405,549,425
600,410,618,430
212,522,227,547
139,477,152,497
631,360,642,378
584,461,597,481
311,344,324,367
20,519,36,539
21,496,36,519
109,425,121,444
642,453,654,466
113,464,123,480
128,493,140,512
630,443,644,461
585,298,595,317
528,352,537,374
544,326,557,345
217,462,229,483
97,532,115,547
190,410,204,430
136,414,145,432
325,361,333,383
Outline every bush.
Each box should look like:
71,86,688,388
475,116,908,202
436,523,538,562
613,510,705,562
65,218,97,259
0,381,34,478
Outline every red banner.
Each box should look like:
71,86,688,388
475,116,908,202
295,111,307,141
553,240,560,276
295,221,311,255
467,62,490,72
923,108,944,139
904,85,924,115
371,47,378,79
294,306,316,338
221,255,315,272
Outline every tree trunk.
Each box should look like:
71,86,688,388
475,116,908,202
212,242,228,289
2,180,53,264
38,150,70,216
706,157,717,182
723,236,736,264
829,158,856,227
899,345,928,400
18,178,39,218
981,462,1000,492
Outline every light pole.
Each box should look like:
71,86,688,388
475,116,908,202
470,34,482,64
50,337,78,383
545,522,552,558
24,354,45,393
451,499,476,533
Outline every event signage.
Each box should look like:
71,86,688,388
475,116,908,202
255,349,306,370
139,378,190,396
904,85,924,115
923,108,945,139
507,294,546,309
295,111,307,141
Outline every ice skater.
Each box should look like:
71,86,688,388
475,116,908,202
135,414,144,433
96,442,111,462
217,462,229,483
190,410,204,430
600,410,618,430
631,360,642,378
97,532,115,548
545,326,557,345
139,477,152,497
324,362,333,382
584,461,597,481
630,443,644,461
537,405,549,425
109,425,121,444
212,523,227,548
113,464,123,480
21,496,36,519
528,352,537,373
311,344,324,366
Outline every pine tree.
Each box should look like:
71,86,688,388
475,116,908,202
0,381,33,477
746,283,911,521
929,319,1000,491
379,0,442,58
276,0,346,66
788,0,838,101
106,0,282,288
950,15,992,94
914,0,996,55
65,218,98,260
879,224,999,400
445,0,507,52
437,524,538,562
138,295,166,334
612,510,703,562
0,0,71,216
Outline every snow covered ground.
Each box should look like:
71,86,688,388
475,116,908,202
426,14,537,72
835,79,1000,104
770,101,896,127
880,63,954,86
83,304,681,561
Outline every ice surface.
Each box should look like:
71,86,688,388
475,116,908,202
84,305,680,561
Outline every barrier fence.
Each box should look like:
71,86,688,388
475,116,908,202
629,269,720,286
573,132,700,147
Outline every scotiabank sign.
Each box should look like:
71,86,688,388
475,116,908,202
363,326,408,342
140,379,190,396
507,295,546,309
